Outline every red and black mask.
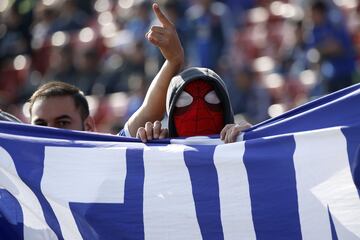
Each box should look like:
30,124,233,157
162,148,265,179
173,80,224,137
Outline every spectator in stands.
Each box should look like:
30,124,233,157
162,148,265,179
222,0,255,26
31,2,57,48
46,44,78,86
306,1,356,93
125,1,152,43
281,21,308,82
184,0,234,70
0,3,32,63
163,0,188,46
124,74,147,121
228,67,270,124
50,0,89,34
74,48,101,95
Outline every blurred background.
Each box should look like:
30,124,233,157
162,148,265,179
0,0,359,134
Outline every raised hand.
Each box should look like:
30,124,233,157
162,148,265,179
125,4,183,137
136,120,169,143
145,3,184,65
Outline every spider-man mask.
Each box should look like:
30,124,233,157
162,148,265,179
173,80,224,137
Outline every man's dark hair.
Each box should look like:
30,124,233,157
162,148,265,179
28,81,90,120
311,1,328,13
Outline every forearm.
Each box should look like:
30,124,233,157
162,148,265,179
143,59,182,108
126,59,183,136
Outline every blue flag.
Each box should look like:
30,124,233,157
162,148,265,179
0,84,359,239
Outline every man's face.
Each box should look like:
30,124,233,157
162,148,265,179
30,95,85,131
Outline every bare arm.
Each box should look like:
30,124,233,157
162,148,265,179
126,3,184,137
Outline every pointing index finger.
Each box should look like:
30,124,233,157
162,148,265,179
153,3,172,27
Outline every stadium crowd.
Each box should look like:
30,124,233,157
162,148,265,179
0,0,359,134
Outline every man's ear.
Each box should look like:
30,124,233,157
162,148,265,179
84,116,96,132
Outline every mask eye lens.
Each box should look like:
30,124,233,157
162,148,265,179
175,91,193,107
204,90,221,104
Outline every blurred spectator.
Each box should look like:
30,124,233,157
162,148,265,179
222,0,255,26
281,21,308,79
74,48,101,95
31,2,57,46
306,0,356,93
227,26,257,72
228,67,270,124
185,0,234,70
125,73,147,120
50,0,89,34
45,44,78,86
102,41,146,94
347,4,360,82
0,3,32,63
162,0,188,44
125,1,152,43
0,2,32,107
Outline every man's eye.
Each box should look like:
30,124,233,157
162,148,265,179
34,121,47,126
56,121,70,128
175,91,193,107
204,90,221,104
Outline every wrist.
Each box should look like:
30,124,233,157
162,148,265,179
169,53,184,69
166,57,184,72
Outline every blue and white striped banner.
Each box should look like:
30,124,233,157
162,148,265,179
0,84,359,239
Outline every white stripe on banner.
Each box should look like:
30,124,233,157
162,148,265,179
294,127,360,239
41,147,127,240
0,147,57,240
214,142,256,240
143,144,202,240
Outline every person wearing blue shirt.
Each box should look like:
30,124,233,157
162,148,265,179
307,1,356,93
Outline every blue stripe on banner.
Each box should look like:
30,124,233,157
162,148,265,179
123,147,145,239
70,147,145,240
184,145,224,240
243,135,302,240
0,189,23,239
341,125,360,196
328,207,339,240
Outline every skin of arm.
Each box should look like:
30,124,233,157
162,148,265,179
126,3,184,137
